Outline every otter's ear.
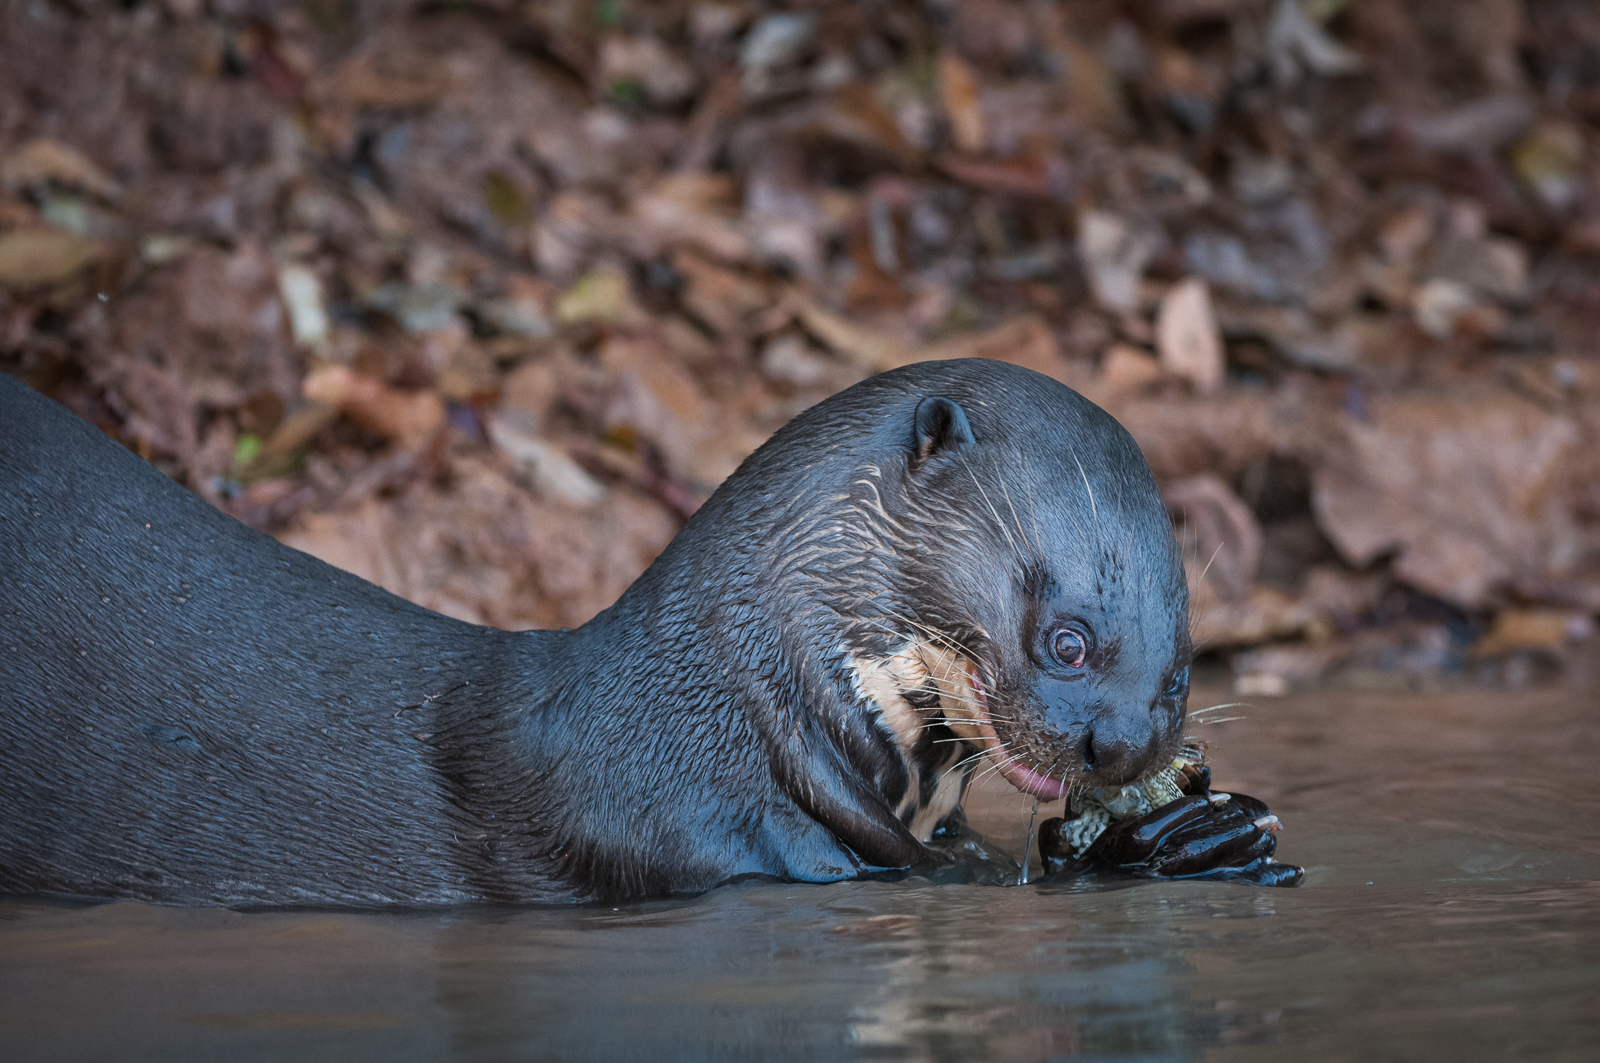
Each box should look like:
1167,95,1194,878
911,396,975,466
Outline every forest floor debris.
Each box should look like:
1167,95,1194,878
3,0,1599,691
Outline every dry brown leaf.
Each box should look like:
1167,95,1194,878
555,264,641,327
1077,211,1160,314
260,402,340,460
1377,204,1433,263
785,83,923,172
1190,584,1316,650
488,415,607,507
1098,344,1163,391
279,459,677,630
793,300,914,371
937,51,986,154
598,34,698,106
631,173,749,262
323,47,451,108
672,251,770,336
923,314,1064,380
1104,390,1301,483
1163,473,1262,602
0,138,122,201
600,337,716,485
302,364,444,447
498,358,561,434
1312,388,1584,608
1470,608,1585,657
0,227,100,288
1156,278,1224,394
936,153,1058,198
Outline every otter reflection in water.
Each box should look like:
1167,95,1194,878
0,360,1298,906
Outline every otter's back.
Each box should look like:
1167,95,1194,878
0,375,520,905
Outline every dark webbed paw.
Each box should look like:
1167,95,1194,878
1040,790,1304,888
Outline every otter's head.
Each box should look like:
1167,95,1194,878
836,361,1190,802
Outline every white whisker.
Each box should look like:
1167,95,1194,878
1187,701,1254,717
960,457,1020,557
1071,451,1099,534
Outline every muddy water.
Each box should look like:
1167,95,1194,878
4,680,1598,1062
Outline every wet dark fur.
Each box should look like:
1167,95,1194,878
0,360,1188,906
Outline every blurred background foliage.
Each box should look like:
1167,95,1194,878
2,0,1599,691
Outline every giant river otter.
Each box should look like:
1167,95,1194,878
0,360,1298,905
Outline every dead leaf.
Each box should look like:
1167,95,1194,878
0,227,100,288
761,83,922,173
924,314,1064,380
936,153,1061,198
276,264,329,349
937,51,986,154
1312,388,1584,609
1471,608,1588,657
302,364,444,447
488,414,606,507
498,357,562,434
672,251,770,336
600,337,715,485
631,173,749,262
1377,205,1434,263
792,299,914,371
1104,390,1298,483
482,275,557,340
1163,473,1262,602
0,138,122,201
1512,122,1587,211
740,11,815,71
1077,211,1160,314
555,264,640,327
278,457,676,631
323,46,451,108
1190,584,1316,649
599,34,698,106
1406,94,1536,153
1156,278,1224,394
1098,343,1162,392
1266,0,1365,85
759,333,861,390
260,402,340,460
1423,236,1528,303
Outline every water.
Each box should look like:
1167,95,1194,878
3,678,1597,1062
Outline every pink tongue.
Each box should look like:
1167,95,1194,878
966,665,1069,801
996,759,1070,801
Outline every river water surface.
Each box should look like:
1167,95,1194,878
3,676,1597,1062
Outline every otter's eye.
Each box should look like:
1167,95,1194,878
1049,625,1089,669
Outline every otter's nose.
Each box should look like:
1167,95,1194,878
1082,711,1159,786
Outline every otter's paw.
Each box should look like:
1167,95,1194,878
1040,792,1304,888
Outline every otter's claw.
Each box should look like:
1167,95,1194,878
1039,791,1304,888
